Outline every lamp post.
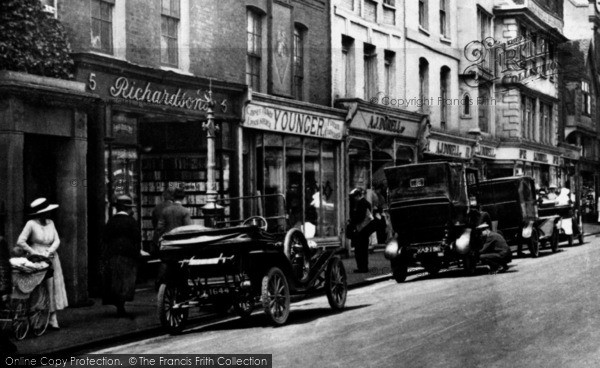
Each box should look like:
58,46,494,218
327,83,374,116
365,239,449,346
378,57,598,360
202,80,223,227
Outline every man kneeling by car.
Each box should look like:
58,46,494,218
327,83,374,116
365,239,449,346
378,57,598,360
477,223,511,274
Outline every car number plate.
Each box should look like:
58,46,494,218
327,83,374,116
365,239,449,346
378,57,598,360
208,287,229,296
415,245,442,254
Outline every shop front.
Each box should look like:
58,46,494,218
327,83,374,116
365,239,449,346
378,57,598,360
336,99,424,247
0,71,96,305
488,146,569,190
242,93,346,247
74,54,245,292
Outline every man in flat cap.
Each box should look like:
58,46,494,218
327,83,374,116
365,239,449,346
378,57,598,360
477,223,511,274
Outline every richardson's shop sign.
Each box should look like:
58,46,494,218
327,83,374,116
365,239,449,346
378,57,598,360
244,103,344,140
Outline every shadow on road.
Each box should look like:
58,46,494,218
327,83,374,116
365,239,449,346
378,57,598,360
183,304,370,334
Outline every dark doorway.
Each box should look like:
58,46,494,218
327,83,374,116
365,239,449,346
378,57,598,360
23,134,62,210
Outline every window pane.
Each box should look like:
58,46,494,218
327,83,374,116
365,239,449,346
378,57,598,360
91,0,101,18
286,137,303,230
171,0,180,18
91,20,102,49
101,2,111,21
263,134,286,232
321,141,337,237
101,21,112,53
304,139,320,237
168,38,178,65
161,36,169,64
168,17,178,37
349,139,370,190
162,0,170,15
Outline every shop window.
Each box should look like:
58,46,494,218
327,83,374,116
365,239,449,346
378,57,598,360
349,139,371,192
293,24,306,100
91,0,114,54
161,0,180,67
521,95,535,140
247,8,263,92
364,43,377,100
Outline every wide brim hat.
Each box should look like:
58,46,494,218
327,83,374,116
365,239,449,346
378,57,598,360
476,223,490,230
349,188,364,197
115,195,135,207
29,198,59,216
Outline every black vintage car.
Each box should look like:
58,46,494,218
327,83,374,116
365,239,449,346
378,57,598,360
384,162,480,282
472,176,561,257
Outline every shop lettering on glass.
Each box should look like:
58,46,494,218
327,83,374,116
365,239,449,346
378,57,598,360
463,34,559,88
107,76,229,112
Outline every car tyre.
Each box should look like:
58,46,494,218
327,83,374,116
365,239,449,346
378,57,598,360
261,267,290,326
325,257,347,310
158,283,189,334
550,228,559,253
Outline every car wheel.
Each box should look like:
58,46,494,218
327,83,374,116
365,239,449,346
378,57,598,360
528,229,540,258
158,283,189,334
325,257,347,310
283,229,311,283
550,228,559,253
261,267,290,326
391,258,408,283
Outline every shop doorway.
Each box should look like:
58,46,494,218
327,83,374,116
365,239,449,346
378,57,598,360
23,134,62,210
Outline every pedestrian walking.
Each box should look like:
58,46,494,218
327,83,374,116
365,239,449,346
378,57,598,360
348,188,377,273
102,195,141,318
150,188,174,256
0,216,17,354
16,198,67,329
477,223,511,274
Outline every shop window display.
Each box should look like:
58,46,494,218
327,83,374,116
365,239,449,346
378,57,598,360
250,132,339,239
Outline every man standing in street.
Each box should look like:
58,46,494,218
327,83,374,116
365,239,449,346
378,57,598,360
155,187,192,237
477,223,511,274
150,188,173,256
349,188,377,273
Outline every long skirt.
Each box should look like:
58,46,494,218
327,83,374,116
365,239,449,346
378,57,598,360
102,255,138,305
32,245,68,311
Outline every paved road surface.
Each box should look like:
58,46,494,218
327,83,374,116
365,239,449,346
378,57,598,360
96,239,600,368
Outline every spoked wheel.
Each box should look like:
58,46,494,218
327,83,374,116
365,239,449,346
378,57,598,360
528,229,540,258
261,267,290,326
158,283,189,334
284,229,311,283
29,285,50,337
12,299,29,340
550,228,559,253
325,257,347,310
391,258,408,283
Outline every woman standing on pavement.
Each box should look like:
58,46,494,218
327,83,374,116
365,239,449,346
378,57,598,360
101,195,141,318
16,198,68,330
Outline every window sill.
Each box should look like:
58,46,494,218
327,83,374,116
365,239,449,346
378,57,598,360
460,115,472,119
440,36,452,45
382,3,396,10
418,26,430,36
88,50,125,61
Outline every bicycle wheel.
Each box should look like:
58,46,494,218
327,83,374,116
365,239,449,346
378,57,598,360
29,285,50,337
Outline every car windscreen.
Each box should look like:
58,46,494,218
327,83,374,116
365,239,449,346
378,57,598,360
386,164,450,201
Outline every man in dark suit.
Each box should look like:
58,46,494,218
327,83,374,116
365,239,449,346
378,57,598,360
156,187,192,237
349,188,376,273
477,223,511,274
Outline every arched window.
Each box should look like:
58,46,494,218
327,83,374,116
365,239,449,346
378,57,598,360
440,66,451,129
419,58,429,111
462,93,471,117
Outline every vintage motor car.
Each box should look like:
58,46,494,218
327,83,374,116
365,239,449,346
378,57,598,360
156,195,348,333
383,162,480,282
538,199,584,247
472,176,561,257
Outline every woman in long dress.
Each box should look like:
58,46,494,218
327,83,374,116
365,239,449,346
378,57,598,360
16,198,68,329
102,195,141,317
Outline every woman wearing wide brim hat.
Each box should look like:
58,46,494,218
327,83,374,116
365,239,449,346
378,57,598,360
16,198,68,329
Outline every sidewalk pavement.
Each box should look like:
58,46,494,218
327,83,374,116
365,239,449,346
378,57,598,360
15,249,393,355
15,223,600,355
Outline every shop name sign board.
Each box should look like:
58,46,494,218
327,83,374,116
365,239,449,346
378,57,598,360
351,111,419,138
244,103,344,140
478,145,497,158
497,147,560,166
108,77,229,113
428,139,470,158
